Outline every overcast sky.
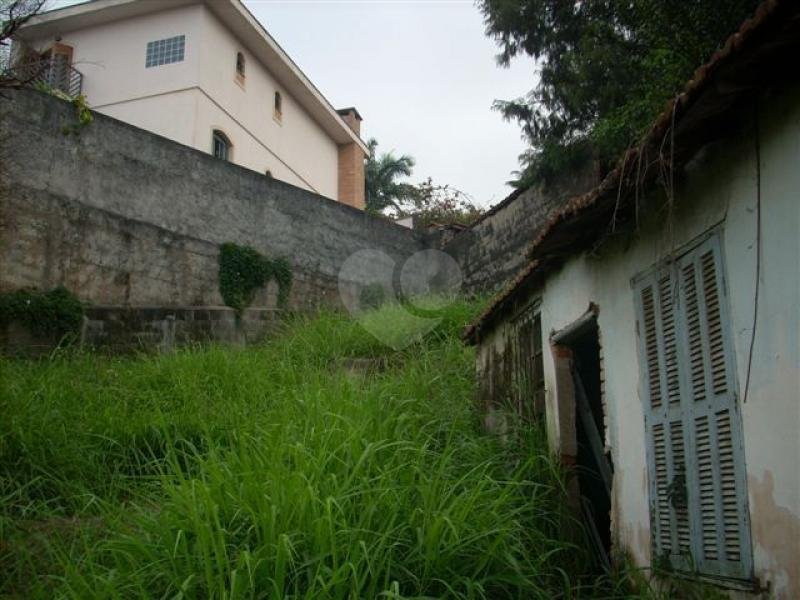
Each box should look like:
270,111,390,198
243,1,537,207
52,0,537,207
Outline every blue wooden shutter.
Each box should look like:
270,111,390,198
636,265,692,568
636,232,752,581
675,235,753,580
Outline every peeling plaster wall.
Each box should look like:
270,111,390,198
476,85,800,596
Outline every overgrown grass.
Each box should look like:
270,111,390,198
1,299,587,598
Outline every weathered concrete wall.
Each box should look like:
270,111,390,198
0,89,594,353
0,90,433,317
474,86,800,596
443,163,599,293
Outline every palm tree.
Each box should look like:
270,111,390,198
364,138,416,213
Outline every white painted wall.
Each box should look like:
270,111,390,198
194,7,338,197
22,3,339,198
478,84,799,597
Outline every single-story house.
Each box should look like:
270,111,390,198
463,1,799,596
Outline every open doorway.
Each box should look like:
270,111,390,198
552,312,613,571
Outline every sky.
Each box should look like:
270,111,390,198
51,0,538,207
242,0,536,207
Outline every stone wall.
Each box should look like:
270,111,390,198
442,165,600,293
0,90,436,316
0,89,596,351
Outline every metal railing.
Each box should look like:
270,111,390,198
10,57,84,97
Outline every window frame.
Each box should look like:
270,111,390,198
510,299,545,420
273,91,283,122
212,130,232,162
145,35,185,68
235,51,246,81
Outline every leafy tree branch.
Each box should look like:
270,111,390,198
479,0,761,188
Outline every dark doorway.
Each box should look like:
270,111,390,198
560,319,613,570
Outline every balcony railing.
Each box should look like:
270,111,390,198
10,57,84,97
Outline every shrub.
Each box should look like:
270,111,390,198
218,243,293,314
0,286,83,337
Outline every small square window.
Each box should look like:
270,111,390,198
146,35,185,68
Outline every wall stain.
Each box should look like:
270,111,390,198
748,469,800,598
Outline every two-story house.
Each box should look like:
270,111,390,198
11,0,368,208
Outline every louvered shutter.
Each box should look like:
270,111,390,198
675,235,752,580
635,232,752,580
635,265,692,569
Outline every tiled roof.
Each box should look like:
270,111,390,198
463,0,800,344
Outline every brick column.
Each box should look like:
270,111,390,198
338,143,365,209
336,108,365,210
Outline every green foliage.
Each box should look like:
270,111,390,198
364,138,483,227
218,243,270,313
31,82,94,135
364,138,416,213
0,285,83,338
218,242,293,314
399,177,485,228
480,0,761,186
61,93,93,136
0,298,595,598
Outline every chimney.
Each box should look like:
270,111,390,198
336,107,366,210
337,107,362,136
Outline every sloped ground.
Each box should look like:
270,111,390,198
1,300,590,598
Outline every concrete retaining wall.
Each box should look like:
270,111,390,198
0,90,445,349
0,90,433,307
0,89,595,351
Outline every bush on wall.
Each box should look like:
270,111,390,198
218,243,293,315
0,286,84,338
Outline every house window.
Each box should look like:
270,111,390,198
274,91,282,121
511,302,545,419
634,230,752,581
235,52,245,78
212,130,231,161
145,35,185,68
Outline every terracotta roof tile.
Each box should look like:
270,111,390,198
463,0,798,344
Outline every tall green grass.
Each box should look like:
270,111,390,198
1,300,585,598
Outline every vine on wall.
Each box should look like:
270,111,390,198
218,243,293,315
33,82,93,135
0,286,84,338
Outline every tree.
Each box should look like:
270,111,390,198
364,139,484,228
1,0,47,81
364,138,416,213
398,178,484,229
479,0,761,188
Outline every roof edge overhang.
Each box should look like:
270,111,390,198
17,0,368,152
463,0,800,345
